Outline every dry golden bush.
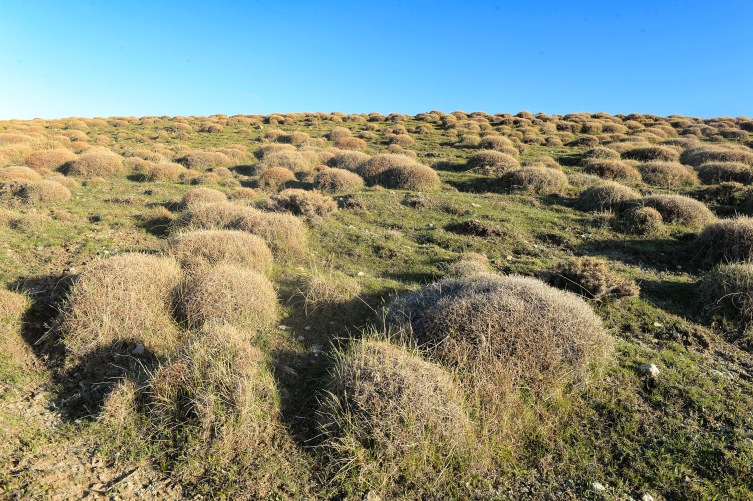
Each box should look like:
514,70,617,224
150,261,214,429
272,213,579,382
258,167,296,190
22,149,76,170
69,148,123,176
698,262,753,322
0,166,43,182
637,161,699,188
698,216,753,263
46,173,78,188
466,150,520,176
390,134,415,147
478,135,514,150
265,188,337,218
61,253,183,359
198,122,223,134
582,146,621,161
624,206,663,234
357,154,413,183
681,144,753,167
334,137,367,150
642,194,715,227
167,229,272,271
508,166,568,194
0,144,33,167
259,150,310,174
281,131,310,145
318,338,472,490
389,274,613,393
22,180,71,203
550,256,639,300
377,162,440,191
180,264,278,330
179,187,228,208
328,127,352,142
143,162,186,182
298,268,361,314
233,187,259,201
313,168,364,193
457,133,481,147
578,180,641,211
124,147,166,162
696,161,753,184
581,159,642,184
175,151,232,170
332,150,370,171
623,145,681,162
445,252,490,278
175,202,307,259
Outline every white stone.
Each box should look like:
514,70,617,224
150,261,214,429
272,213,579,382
590,482,606,492
131,344,145,356
640,363,660,377
641,494,655,501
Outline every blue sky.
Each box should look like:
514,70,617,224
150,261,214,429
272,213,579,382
1,0,751,119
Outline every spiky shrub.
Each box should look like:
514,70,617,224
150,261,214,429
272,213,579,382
167,230,272,271
265,188,337,218
642,194,715,227
389,134,415,147
578,180,641,211
377,162,440,191
180,264,278,330
175,151,232,170
332,151,370,172
696,162,753,184
478,135,513,150
23,149,76,170
318,339,472,491
173,202,307,259
298,269,361,315
466,150,520,176
61,253,183,359
0,166,43,182
334,137,367,150
69,148,124,177
136,324,280,470
550,256,639,301
681,144,753,167
508,166,568,194
259,151,310,174
283,131,310,145
357,154,414,183
258,167,296,190
179,187,227,209
145,162,187,182
581,160,642,184
313,168,364,193
328,127,352,142
622,145,681,162
22,180,71,203
698,262,753,323
389,274,613,393
582,146,621,161
445,252,490,278
637,161,699,188
698,216,753,263
457,133,481,147
623,206,663,234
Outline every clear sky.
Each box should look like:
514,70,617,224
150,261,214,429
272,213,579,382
1,0,751,120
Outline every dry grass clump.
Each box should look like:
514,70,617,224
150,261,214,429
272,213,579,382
550,256,639,301
637,161,699,188
61,253,183,359
0,166,43,182
581,159,642,184
167,230,272,271
698,262,753,322
283,131,310,145
174,202,307,259
145,162,187,181
681,144,753,167
69,148,123,177
578,180,641,211
332,151,370,171
259,151,310,173
328,127,352,142
389,274,613,392
313,168,364,193
698,216,753,263
696,162,753,184
642,195,715,227
258,167,296,189
508,166,568,193
180,264,277,330
318,338,471,490
179,187,227,209
257,143,296,159
466,150,520,175
140,323,280,466
623,145,681,162
0,289,30,321
334,137,367,150
623,206,663,234
23,149,76,170
357,154,413,183
389,134,415,147
265,188,337,218
22,180,71,203
175,151,232,170
582,146,621,161
478,135,513,150
445,252,490,277
377,162,440,191
298,269,361,314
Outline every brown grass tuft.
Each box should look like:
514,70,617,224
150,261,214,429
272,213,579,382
642,194,715,227
466,150,520,176
180,187,228,209
69,148,123,177
698,216,753,263
357,154,413,183
265,188,337,218
180,264,278,330
332,151,370,172
581,159,642,184
145,162,187,182
637,161,699,188
22,180,71,203
478,135,514,150
696,162,753,184
258,167,296,190
377,162,440,191
175,151,232,170
328,127,352,142
445,252,490,277
624,206,663,234
0,166,43,182
623,145,681,162
578,180,641,211
681,144,753,167
508,166,568,193
167,230,272,271
298,269,361,315
259,151,310,173
334,137,367,150
550,256,639,300
313,168,365,193
582,146,621,161
62,253,183,359
698,262,753,322
23,149,76,170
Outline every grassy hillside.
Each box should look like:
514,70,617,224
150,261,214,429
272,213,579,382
1,110,752,500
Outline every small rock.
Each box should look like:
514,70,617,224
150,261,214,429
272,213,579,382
304,325,311,330
364,491,382,501
744,438,753,447
641,494,655,501
653,322,663,328
297,335,305,341
471,203,481,208
506,255,513,261
590,481,606,492
132,344,145,356
312,344,323,354
640,363,660,378
684,475,692,482
357,272,365,276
